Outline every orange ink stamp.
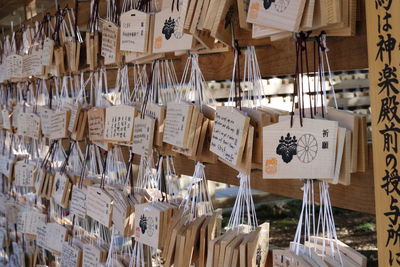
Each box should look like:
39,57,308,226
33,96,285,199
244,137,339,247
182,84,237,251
249,2,260,20
154,36,163,49
265,157,277,174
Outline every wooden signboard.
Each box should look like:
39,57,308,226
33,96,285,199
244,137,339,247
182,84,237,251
366,1,400,265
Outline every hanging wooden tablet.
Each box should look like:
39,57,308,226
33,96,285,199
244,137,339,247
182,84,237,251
197,0,211,30
330,127,346,184
6,54,23,79
86,33,99,70
0,155,15,180
34,168,46,195
17,210,46,237
0,64,6,82
1,109,11,130
308,0,328,30
49,110,70,140
193,118,217,163
70,185,87,218
36,222,68,255
252,24,284,39
153,4,194,53
203,0,219,30
52,172,71,208
263,118,338,179
146,103,166,147
45,171,55,199
88,107,106,141
273,249,313,267
64,38,81,73
242,107,272,167
300,0,316,29
13,161,37,187
82,243,108,267
247,0,307,32
184,0,200,31
210,0,234,46
247,222,269,267
163,102,193,148
67,103,82,133
16,112,41,139
338,129,351,185
37,107,53,137
61,242,82,267
109,189,135,237
5,200,22,224
134,203,163,249
120,10,151,53
222,233,246,266
101,21,120,65
31,47,45,77
238,228,259,266
185,0,204,31
41,38,55,66
310,236,367,266
132,115,155,156
22,54,33,78
173,107,202,156
237,0,252,30
12,105,23,129
103,105,136,143
86,186,113,227
210,106,250,166
325,0,356,36
325,107,359,173
71,109,88,141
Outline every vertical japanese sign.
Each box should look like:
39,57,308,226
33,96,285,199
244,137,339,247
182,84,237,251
366,1,400,266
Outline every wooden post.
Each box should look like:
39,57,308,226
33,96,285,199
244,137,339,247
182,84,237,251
366,1,400,266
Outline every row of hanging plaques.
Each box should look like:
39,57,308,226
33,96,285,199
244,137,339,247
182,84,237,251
0,0,360,84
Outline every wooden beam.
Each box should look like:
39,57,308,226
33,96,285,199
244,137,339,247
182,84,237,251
366,0,400,266
168,145,375,214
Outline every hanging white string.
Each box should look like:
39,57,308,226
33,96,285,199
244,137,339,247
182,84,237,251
227,173,258,233
180,162,213,223
320,34,338,110
316,181,343,265
228,50,239,107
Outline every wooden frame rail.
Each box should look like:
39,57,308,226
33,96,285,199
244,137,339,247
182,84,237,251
168,144,374,215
